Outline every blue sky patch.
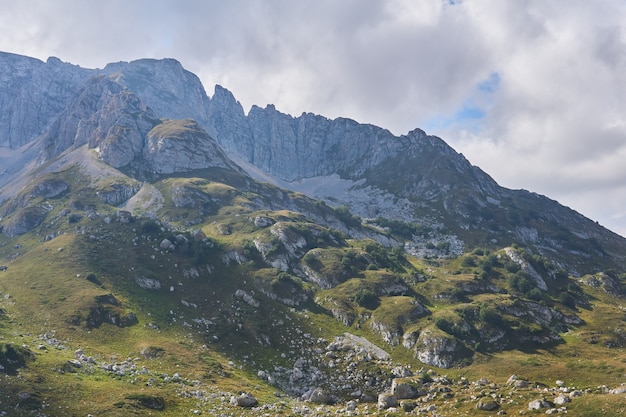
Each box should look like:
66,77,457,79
477,72,500,93
422,72,499,133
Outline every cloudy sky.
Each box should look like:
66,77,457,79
1,0,626,236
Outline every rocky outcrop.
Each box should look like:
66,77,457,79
2,52,626,275
31,178,70,198
230,393,258,407
103,58,213,129
142,119,236,173
580,272,623,295
39,75,157,163
0,53,210,150
37,74,238,175
504,247,548,290
96,182,141,206
2,206,49,237
414,328,468,368
0,53,91,148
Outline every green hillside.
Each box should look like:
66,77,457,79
0,156,625,416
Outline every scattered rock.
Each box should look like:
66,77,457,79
160,238,175,251
254,216,275,228
554,394,571,405
377,392,398,410
391,378,420,399
230,393,258,407
305,388,332,404
528,399,554,410
139,345,164,359
476,399,500,411
234,289,260,308
135,276,162,289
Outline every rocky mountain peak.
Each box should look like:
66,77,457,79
1,52,625,274
0,52,92,148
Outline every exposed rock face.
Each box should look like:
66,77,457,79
0,53,210,150
504,247,548,290
39,75,157,163
143,119,235,173
3,206,49,237
1,52,626,274
96,182,141,206
414,329,466,368
36,75,237,175
31,178,70,198
103,58,212,129
0,53,91,148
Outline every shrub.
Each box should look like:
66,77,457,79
526,288,543,301
558,292,576,309
504,261,521,273
333,206,361,228
85,273,102,286
140,220,161,234
461,256,476,267
125,394,165,410
353,289,379,309
509,272,533,293
479,305,504,327
68,213,82,223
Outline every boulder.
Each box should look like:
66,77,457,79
507,374,530,388
254,216,274,227
377,392,398,410
160,238,175,251
96,182,140,206
609,386,626,394
554,394,570,405
528,399,554,410
391,379,419,399
3,206,48,237
306,388,332,404
476,400,499,411
414,328,467,368
230,393,258,407
32,178,69,198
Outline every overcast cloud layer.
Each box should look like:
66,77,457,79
1,0,625,236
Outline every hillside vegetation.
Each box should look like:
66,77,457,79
0,155,624,416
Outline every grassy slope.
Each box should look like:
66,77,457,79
0,165,624,416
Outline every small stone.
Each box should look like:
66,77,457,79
554,394,570,405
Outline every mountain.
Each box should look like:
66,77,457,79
0,52,625,416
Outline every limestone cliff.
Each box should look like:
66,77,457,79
0,53,91,148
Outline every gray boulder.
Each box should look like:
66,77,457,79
528,399,554,410
377,392,398,410
3,206,48,237
414,328,467,368
391,379,420,399
305,388,331,404
554,394,571,405
230,393,258,407
476,400,499,411
160,239,175,251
